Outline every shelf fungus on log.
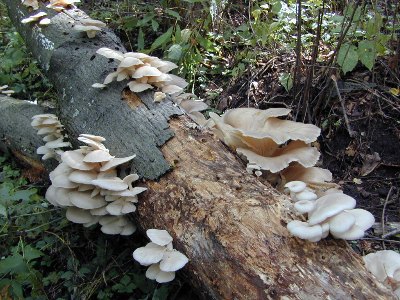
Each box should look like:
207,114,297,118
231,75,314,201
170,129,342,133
0,1,396,299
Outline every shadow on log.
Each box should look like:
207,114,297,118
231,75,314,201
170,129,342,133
0,2,395,299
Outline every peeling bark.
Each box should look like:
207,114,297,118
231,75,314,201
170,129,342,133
0,2,396,299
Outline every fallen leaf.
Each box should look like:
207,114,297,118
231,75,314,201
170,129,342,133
360,152,381,176
353,178,363,184
389,87,400,96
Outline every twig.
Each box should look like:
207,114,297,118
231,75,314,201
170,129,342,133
383,228,400,239
331,75,356,137
381,186,394,240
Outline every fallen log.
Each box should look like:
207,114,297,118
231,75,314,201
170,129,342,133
1,2,395,299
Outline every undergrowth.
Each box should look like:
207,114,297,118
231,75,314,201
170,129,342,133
0,155,177,299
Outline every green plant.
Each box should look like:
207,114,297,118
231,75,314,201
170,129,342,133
0,2,55,102
0,155,177,299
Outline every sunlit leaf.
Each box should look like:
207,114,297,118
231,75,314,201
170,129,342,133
357,40,376,70
337,43,358,74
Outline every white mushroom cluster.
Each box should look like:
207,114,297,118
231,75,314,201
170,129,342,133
74,18,106,38
363,250,400,298
46,0,80,12
22,0,39,10
172,93,209,126
45,134,146,235
133,229,189,283
31,114,71,160
285,181,375,242
93,47,188,102
209,107,331,184
21,11,51,26
0,85,15,97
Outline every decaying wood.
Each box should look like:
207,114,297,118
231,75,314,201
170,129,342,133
0,2,396,299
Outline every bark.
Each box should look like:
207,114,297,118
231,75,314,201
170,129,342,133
1,2,395,299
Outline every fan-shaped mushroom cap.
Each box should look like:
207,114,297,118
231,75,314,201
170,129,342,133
51,173,79,189
119,57,143,68
92,83,107,88
45,137,71,149
100,155,136,171
120,222,137,235
295,190,318,201
132,66,162,78
74,24,102,38
39,18,51,25
92,178,129,191
96,48,124,61
157,61,178,73
21,12,47,24
287,220,323,242
90,206,108,216
69,191,107,209
159,250,189,272
179,100,208,114
331,209,375,240
106,199,136,215
61,150,95,171
161,85,183,95
133,243,167,266
146,263,176,283
328,211,356,235
284,181,307,193
147,229,173,246
237,141,320,173
294,200,316,214
79,134,106,142
83,149,114,163
77,136,107,150
68,170,97,184
45,185,61,207
308,193,356,225
363,250,400,282
81,18,106,28
49,162,72,181
66,207,94,224
127,81,153,92
165,74,188,88
281,164,333,184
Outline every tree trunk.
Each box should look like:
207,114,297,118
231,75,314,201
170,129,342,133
1,2,395,299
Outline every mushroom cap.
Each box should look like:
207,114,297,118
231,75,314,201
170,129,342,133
159,250,189,272
96,48,124,61
331,208,375,240
39,18,51,25
69,191,107,209
99,155,136,171
132,66,162,78
79,134,106,142
237,141,320,173
133,242,166,266
66,207,94,224
284,181,307,193
328,211,356,235
83,149,114,163
68,170,97,184
145,263,176,283
127,81,153,92
81,18,106,27
92,83,107,88
92,178,129,191
294,200,316,214
179,100,208,114
77,136,107,150
281,164,333,184
363,250,400,281
161,84,183,95
153,92,166,102
61,150,95,171
147,229,173,246
295,190,318,201
51,173,79,189
308,193,356,226
287,220,323,242
120,222,137,235
119,56,143,68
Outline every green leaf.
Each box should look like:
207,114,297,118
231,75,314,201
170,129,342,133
0,254,27,275
271,1,282,14
165,9,181,20
151,19,159,32
150,27,173,51
337,43,358,75
0,204,7,218
23,245,44,261
357,40,376,70
167,44,182,61
137,29,145,50
278,72,293,92
10,281,23,299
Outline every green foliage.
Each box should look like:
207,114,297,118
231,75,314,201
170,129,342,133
0,156,176,299
279,72,293,92
0,3,55,101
